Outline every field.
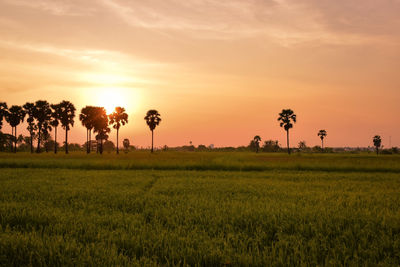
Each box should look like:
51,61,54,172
1,152,400,266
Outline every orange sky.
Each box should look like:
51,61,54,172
1,0,399,148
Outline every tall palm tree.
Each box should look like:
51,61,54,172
23,102,37,153
58,101,76,154
79,106,96,153
92,107,109,155
109,107,129,154
34,100,52,153
144,110,161,153
317,130,327,150
0,102,8,130
373,135,382,155
253,135,261,153
278,109,297,155
5,105,26,153
50,103,62,154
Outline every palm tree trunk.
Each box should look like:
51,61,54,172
14,126,17,153
151,130,154,153
36,129,41,153
30,131,33,153
322,138,324,150
10,127,14,152
116,128,119,154
88,129,92,153
65,128,68,154
100,138,103,154
287,129,290,155
86,129,89,153
54,126,58,154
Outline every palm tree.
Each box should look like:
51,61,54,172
23,102,37,153
58,101,76,154
50,103,62,154
373,135,382,155
0,102,8,130
5,105,26,153
253,135,261,153
144,110,161,153
92,107,109,155
79,106,96,154
278,109,297,155
317,130,327,150
109,107,129,154
34,100,52,153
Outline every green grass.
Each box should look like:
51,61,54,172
1,151,399,173
1,152,400,266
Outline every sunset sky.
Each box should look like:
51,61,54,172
1,0,399,148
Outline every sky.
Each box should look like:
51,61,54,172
0,0,399,148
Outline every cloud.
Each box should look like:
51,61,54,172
1,0,96,16
98,0,400,46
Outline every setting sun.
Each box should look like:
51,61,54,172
82,87,140,115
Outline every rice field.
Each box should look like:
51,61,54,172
0,152,399,266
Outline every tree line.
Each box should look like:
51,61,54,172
0,100,162,154
0,102,391,155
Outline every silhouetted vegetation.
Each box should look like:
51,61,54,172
144,110,161,153
109,107,128,154
278,109,296,155
5,105,25,153
373,135,382,155
318,129,327,150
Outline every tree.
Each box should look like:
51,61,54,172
23,102,37,153
0,102,8,130
109,107,128,154
103,140,115,152
262,140,280,152
278,109,297,155
33,100,52,153
373,135,382,155
298,141,308,152
92,107,110,155
79,106,96,154
123,138,130,153
253,135,261,153
58,101,76,154
144,110,161,153
50,103,62,154
5,105,26,153
318,130,327,150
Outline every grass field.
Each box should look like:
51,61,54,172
1,152,400,266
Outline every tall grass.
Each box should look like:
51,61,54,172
1,168,399,265
0,151,399,173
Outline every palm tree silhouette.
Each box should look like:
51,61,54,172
253,135,261,153
144,110,161,153
0,102,8,130
58,101,76,154
50,103,62,154
79,106,96,153
23,102,37,153
278,109,297,155
317,130,327,150
34,100,52,153
373,135,382,155
5,105,26,153
92,107,109,155
109,107,129,154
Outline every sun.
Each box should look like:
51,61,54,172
85,87,139,115
96,89,126,114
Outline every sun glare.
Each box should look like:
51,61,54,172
83,87,139,115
